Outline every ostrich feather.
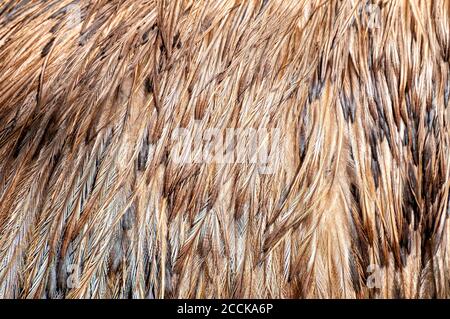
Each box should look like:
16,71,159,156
0,0,449,298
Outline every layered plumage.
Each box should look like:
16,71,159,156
0,0,449,298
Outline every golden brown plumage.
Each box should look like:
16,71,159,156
0,0,449,298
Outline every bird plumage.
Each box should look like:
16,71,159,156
0,0,449,298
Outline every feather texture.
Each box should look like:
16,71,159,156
0,0,449,298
